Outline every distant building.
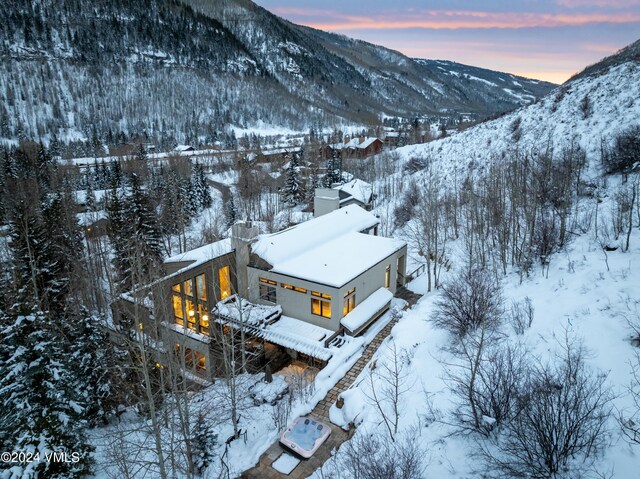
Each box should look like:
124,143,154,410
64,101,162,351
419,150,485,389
327,136,384,159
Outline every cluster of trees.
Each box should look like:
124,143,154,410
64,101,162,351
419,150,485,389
0,138,234,477
400,140,597,293
434,267,615,479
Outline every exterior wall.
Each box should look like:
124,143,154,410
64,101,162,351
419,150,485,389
247,266,341,331
163,327,214,381
314,188,340,217
153,253,238,380
247,243,407,333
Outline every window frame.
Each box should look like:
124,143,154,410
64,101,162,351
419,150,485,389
343,287,356,316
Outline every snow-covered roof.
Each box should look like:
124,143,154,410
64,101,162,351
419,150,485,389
164,238,233,265
334,179,373,205
272,232,404,288
175,144,194,152
76,210,107,227
258,316,334,360
341,288,393,333
330,137,381,150
251,204,380,270
216,296,335,360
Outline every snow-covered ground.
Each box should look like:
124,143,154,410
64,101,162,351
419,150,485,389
310,57,640,479
320,226,640,478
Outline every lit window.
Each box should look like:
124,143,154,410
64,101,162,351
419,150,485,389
294,286,308,294
196,274,207,301
198,304,209,335
312,291,331,299
219,266,231,299
343,288,356,316
385,265,391,289
186,299,196,330
281,283,294,290
312,298,331,318
172,283,181,293
173,295,184,326
184,279,194,297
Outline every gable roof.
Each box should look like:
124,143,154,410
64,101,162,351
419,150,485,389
334,179,373,205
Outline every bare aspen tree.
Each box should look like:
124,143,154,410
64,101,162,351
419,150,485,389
620,352,640,445
363,340,412,441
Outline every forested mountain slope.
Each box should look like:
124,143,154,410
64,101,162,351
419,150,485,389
1,0,554,144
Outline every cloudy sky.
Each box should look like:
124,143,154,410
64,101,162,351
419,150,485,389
253,0,640,84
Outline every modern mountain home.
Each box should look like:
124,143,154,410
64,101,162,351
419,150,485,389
112,198,407,382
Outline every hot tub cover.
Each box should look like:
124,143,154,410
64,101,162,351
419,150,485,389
279,416,332,458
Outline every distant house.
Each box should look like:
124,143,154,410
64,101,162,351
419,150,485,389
257,147,302,163
112,203,406,382
334,179,374,210
328,136,384,159
174,144,195,153
383,131,400,147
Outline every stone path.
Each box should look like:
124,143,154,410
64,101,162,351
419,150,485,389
242,290,423,478
311,318,396,419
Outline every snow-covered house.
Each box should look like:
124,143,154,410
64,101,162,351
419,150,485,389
112,204,406,381
333,179,374,210
327,136,384,159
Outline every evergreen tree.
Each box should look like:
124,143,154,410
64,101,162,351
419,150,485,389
8,200,74,314
68,310,116,426
190,415,218,476
85,180,97,212
113,174,163,291
323,150,342,187
0,310,94,478
36,141,52,189
224,194,237,229
41,194,85,313
282,154,304,206
135,142,147,163
305,162,320,205
191,162,212,211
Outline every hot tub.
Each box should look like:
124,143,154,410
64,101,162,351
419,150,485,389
279,416,332,459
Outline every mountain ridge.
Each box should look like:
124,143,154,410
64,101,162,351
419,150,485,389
1,0,556,144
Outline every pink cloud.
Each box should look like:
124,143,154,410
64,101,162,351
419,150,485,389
277,8,640,30
555,0,640,8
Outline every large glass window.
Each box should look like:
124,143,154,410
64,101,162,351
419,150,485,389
343,288,356,316
311,291,331,318
198,304,209,335
173,295,184,326
185,299,196,331
259,278,277,303
196,274,207,301
184,279,194,297
172,271,212,335
175,344,207,373
219,266,231,299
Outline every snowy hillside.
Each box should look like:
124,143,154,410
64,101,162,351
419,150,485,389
390,61,639,184
0,0,554,144
310,42,640,479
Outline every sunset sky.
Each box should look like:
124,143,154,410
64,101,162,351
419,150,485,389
254,0,640,84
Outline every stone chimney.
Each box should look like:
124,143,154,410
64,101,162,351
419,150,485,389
344,134,350,144
230,222,259,298
314,188,340,217
359,135,365,144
